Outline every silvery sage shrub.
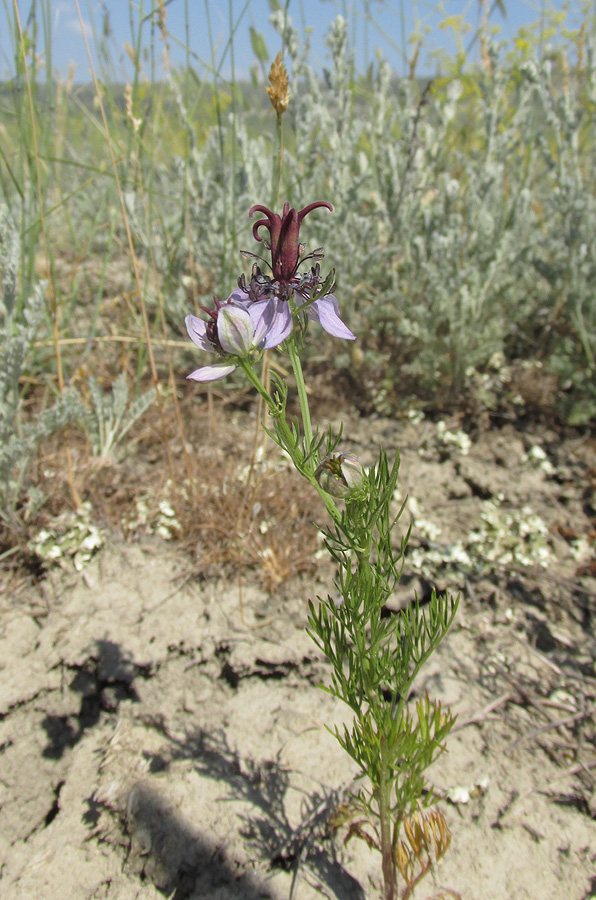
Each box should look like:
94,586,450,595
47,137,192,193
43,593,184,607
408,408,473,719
80,373,156,462
184,199,458,899
513,45,596,424
0,205,84,531
171,10,596,417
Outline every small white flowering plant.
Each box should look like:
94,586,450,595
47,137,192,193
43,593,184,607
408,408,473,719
184,199,458,900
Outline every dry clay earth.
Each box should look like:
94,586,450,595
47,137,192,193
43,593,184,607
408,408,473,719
1,413,596,900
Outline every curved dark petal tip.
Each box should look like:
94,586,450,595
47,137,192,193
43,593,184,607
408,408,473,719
297,201,333,223
249,205,275,243
251,217,272,243
249,203,274,219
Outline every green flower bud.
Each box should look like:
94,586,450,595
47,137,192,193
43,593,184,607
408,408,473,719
316,452,366,499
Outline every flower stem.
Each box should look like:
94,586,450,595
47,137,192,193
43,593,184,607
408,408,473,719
239,358,341,524
379,737,397,900
240,358,274,407
287,336,313,453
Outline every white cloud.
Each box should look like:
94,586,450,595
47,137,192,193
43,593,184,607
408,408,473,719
53,2,93,42
65,16,93,40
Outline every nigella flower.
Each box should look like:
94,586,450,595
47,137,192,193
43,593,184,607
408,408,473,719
185,295,280,382
238,201,355,342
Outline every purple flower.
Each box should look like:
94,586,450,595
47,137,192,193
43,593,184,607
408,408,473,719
185,295,280,382
237,201,355,342
215,289,295,348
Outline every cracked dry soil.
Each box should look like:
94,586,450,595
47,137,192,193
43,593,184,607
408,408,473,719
1,413,595,900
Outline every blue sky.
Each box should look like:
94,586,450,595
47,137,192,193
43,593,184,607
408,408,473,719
0,1,587,82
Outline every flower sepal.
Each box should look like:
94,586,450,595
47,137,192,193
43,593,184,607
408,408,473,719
310,266,336,303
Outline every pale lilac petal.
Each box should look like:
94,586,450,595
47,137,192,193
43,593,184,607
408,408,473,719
226,288,250,308
308,295,355,341
217,305,255,356
264,298,293,348
249,299,276,347
187,361,237,382
185,313,213,352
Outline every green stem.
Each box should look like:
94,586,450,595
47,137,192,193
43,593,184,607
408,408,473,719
287,336,313,452
239,357,274,407
239,358,341,524
379,736,397,900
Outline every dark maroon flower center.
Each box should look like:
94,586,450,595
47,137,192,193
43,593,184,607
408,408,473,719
249,200,332,284
200,297,225,355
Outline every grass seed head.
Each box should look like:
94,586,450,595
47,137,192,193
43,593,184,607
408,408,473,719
266,52,290,115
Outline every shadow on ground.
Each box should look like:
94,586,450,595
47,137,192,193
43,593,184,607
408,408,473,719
136,725,367,900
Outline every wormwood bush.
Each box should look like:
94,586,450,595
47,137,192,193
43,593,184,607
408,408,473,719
81,373,156,462
286,21,583,400
383,65,543,392
515,48,596,424
169,8,596,415
3,4,593,422
170,88,274,294
0,206,83,531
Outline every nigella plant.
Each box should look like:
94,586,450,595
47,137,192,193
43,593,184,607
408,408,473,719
184,201,458,900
